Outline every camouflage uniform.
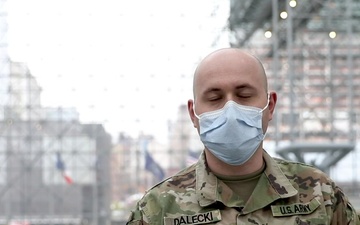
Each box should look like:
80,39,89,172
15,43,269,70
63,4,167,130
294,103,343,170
126,150,360,225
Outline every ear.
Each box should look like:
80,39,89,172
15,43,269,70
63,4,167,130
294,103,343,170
187,99,198,128
268,92,277,121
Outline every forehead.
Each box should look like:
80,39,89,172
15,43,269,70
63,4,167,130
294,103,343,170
194,50,266,95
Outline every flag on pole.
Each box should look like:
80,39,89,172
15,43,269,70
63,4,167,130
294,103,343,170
56,152,73,184
142,140,165,181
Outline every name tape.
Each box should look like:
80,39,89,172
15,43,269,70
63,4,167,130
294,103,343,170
164,210,221,225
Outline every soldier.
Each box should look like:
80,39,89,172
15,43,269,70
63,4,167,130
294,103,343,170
126,48,360,225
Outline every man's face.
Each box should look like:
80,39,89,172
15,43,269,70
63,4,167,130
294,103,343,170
188,50,276,134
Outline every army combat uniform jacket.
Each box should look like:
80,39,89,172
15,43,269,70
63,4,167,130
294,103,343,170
127,150,360,225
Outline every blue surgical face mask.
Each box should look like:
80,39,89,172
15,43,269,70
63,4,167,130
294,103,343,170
194,97,269,166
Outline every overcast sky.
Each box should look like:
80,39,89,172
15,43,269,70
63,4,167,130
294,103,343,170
6,0,230,142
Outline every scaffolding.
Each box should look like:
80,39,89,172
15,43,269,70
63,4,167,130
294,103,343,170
0,61,112,225
0,3,112,223
228,0,360,198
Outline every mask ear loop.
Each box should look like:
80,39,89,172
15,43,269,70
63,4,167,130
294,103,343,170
192,101,201,119
260,93,271,136
261,93,270,112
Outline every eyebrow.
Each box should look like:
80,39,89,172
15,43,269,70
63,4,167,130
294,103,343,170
235,84,257,92
201,83,257,94
200,85,258,100
203,87,221,95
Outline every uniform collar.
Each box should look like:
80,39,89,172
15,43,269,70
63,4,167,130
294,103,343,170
195,150,298,212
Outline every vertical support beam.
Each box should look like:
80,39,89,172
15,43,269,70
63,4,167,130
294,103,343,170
272,0,280,145
346,0,355,143
326,39,335,141
346,0,357,191
0,0,10,108
286,0,295,142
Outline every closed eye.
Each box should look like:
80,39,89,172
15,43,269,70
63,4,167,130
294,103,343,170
208,96,222,101
237,94,252,98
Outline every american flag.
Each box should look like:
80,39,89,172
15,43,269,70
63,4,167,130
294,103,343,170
56,152,73,184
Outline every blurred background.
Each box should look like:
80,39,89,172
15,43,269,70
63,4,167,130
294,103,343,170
0,0,359,224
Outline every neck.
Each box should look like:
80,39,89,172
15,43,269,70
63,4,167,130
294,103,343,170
205,148,264,176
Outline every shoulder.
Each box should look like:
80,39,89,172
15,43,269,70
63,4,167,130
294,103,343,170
150,163,197,191
132,164,198,224
273,156,329,181
140,163,197,205
270,156,360,224
271,156,355,210
270,156,338,199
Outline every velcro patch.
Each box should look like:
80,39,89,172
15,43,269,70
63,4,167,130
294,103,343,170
271,198,321,217
164,210,221,225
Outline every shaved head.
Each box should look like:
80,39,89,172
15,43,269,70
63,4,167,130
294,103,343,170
193,48,268,99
